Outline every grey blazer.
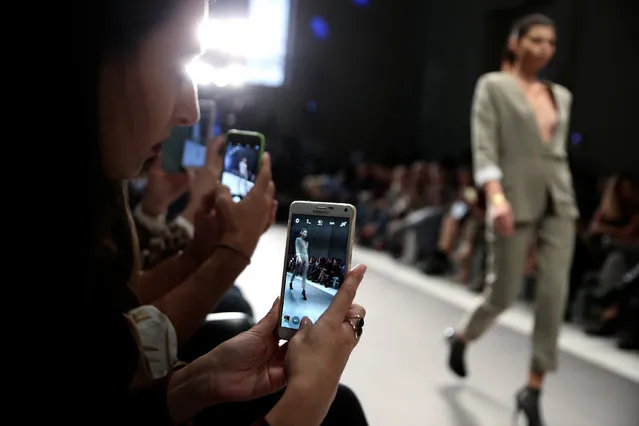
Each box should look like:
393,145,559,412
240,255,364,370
471,72,579,223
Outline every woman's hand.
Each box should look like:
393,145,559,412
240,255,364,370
201,299,287,403
489,194,514,236
141,154,190,217
167,264,367,425
214,153,277,257
182,137,225,262
266,264,368,426
286,264,367,397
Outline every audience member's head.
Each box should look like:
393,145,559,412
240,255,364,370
391,165,408,189
87,0,207,300
409,161,428,188
600,174,639,219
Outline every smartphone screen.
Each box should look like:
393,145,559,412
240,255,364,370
221,133,262,203
280,215,351,331
181,140,207,168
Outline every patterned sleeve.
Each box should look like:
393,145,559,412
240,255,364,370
133,207,192,270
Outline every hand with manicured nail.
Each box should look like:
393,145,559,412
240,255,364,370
266,264,368,426
192,297,288,404
169,265,368,426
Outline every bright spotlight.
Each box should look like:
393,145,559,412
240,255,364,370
186,60,216,86
187,59,247,88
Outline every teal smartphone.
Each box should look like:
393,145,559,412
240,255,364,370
162,100,216,172
220,129,266,203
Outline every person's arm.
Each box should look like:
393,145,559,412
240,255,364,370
133,204,201,305
471,76,503,202
598,214,639,241
90,311,190,426
136,248,202,305
263,382,333,426
152,244,250,346
295,237,302,258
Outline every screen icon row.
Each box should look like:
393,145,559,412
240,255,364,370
293,218,347,227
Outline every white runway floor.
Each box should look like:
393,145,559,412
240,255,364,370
236,225,639,426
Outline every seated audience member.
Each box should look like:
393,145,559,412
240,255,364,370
401,162,451,264
386,161,430,257
81,1,370,424
584,262,639,350
358,165,408,249
425,168,478,277
580,175,638,343
587,175,639,295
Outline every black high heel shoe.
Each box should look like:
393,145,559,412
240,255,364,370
444,327,467,378
514,387,544,426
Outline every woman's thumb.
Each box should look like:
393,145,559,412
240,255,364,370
298,316,313,332
213,186,232,217
254,298,280,332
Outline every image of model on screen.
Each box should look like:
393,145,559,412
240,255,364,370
238,157,249,194
289,228,309,300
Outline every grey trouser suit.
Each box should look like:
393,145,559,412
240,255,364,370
459,72,579,372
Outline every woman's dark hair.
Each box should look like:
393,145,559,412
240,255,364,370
511,13,556,40
86,0,184,309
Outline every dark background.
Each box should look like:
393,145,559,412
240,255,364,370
288,215,350,262
202,0,639,181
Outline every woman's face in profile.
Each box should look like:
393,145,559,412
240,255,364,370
99,0,207,179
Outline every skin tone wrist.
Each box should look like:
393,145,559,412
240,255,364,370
219,233,256,259
484,180,504,202
166,365,213,425
141,197,167,217
180,203,197,224
265,381,332,426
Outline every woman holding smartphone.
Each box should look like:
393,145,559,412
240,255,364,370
74,0,369,424
445,14,578,426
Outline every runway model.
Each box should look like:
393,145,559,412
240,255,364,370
445,14,578,426
238,157,249,195
290,228,310,300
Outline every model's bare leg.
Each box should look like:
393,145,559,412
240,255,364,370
289,262,296,289
301,261,309,300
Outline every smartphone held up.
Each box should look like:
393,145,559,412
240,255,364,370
277,201,357,341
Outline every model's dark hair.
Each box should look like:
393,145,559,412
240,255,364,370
85,0,184,310
511,13,556,40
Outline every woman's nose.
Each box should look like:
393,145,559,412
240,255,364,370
174,81,200,127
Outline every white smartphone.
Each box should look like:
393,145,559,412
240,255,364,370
277,201,357,341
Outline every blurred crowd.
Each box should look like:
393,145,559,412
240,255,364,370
302,161,639,352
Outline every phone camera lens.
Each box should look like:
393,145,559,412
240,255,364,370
344,208,348,212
